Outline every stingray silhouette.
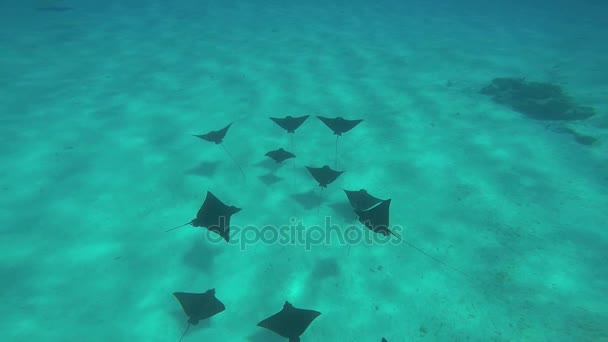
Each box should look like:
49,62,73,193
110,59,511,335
270,115,309,152
165,191,241,242
355,199,464,274
270,115,310,134
173,288,225,342
306,165,343,187
257,301,321,342
316,116,363,167
343,188,384,211
193,123,231,144
265,148,296,164
316,116,362,136
193,123,245,179
306,165,343,212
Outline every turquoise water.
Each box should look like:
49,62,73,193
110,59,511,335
1,1,607,341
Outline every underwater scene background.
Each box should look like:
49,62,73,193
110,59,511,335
1,0,607,341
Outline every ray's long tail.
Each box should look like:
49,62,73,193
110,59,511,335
165,220,194,232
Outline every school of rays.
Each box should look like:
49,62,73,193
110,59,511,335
166,115,458,342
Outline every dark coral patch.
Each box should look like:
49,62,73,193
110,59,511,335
480,77,595,121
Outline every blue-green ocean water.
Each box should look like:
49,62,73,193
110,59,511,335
1,1,607,341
